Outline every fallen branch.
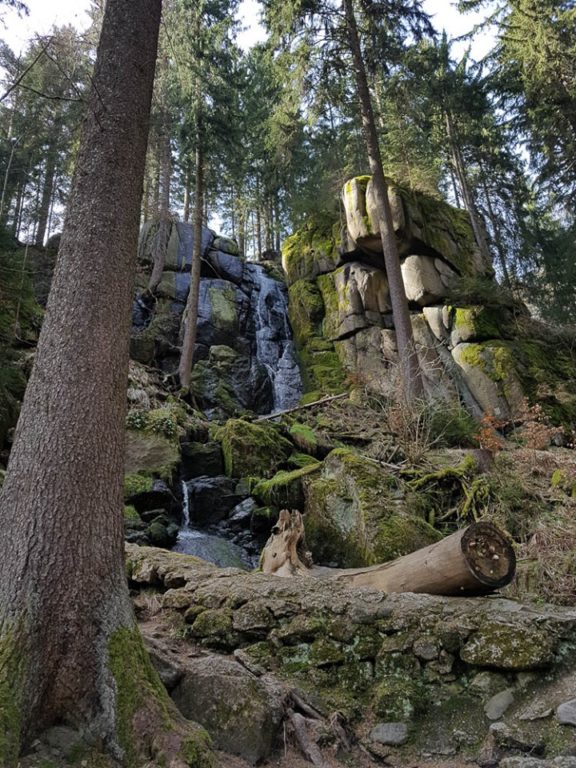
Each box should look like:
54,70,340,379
288,711,330,768
256,392,348,421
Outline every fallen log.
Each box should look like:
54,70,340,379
256,392,348,421
261,512,516,596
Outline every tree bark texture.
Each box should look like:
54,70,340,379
342,0,423,402
0,0,161,760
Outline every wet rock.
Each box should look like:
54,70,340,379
126,478,177,515
229,498,257,528
181,440,224,477
186,475,244,525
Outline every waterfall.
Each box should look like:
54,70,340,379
181,479,190,527
248,264,302,412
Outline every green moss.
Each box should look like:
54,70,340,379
0,626,24,766
251,463,321,508
281,216,340,286
188,608,238,649
373,515,442,562
452,306,503,340
207,284,237,331
123,505,140,521
180,730,215,768
288,279,325,346
287,452,321,469
123,473,153,499
372,673,427,721
289,423,318,454
108,627,170,767
219,419,292,478
460,621,556,670
126,404,184,442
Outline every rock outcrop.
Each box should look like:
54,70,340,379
284,177,576,424
132,221,301,418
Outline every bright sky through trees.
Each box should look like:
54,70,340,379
1,0,491,57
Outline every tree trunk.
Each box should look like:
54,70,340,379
342,0,423,402
328,522,515,595
35,120,62,247
148,105,171,293
178,116,204,391
479,166,512,288
238,203,246,257
183,161,192,222
261,516,516,596
0,3,209,765
445,110,492,268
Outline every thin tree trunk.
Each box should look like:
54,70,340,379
11,176,24,238
0,3,206,765
274,192,281,252
445,111,492,268
479,167,512,288
342,0,423,402
148,109,171,292
183,161,192,222
179,114,204,391
35,121,61,247
238,203,246,257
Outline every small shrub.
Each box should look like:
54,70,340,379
428,403,479,448
126,409,148,431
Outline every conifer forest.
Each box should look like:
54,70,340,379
0,1,576,766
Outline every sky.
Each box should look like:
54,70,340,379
0,0,492,58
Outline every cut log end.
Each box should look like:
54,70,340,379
461,521,516,589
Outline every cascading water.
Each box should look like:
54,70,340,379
173,480,256,569
247,263,302,412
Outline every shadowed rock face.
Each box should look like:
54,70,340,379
127,544,576,765
131,222,302,417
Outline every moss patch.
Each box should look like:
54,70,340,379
0,626,24,766
123,473,153,499
219,419,292,478
281,216,340,286
251,463,322,508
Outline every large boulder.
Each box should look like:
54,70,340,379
318,262,391,340
282,217,342,286
304,448,441,567
401,254,457,306
171,656,286,764
342,175,491,277
219,419,293,478
452,342,525,419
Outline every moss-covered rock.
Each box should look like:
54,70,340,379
460,621,557,670
288,279,325,347
452,341,525,419
124,430,180,480
304,449,440,567
281,216,341,286
448,305,507,345
251,463,322,508
219,419,292,478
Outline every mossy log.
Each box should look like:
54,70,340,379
261,514,516,596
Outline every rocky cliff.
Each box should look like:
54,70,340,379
285,177,576,425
